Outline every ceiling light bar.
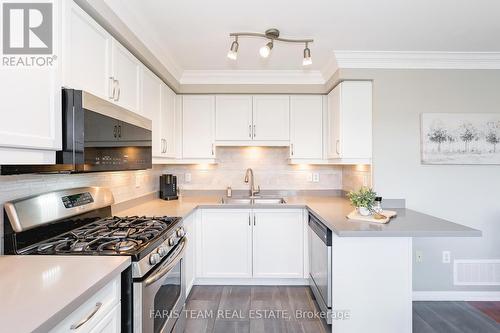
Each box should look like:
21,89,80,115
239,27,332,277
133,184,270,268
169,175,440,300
226,28,313,66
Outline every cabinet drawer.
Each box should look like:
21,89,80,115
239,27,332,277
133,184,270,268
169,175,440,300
49,276,120,333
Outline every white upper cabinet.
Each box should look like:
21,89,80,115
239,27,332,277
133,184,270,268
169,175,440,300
200,210,252,278
215,95,253,141
111,41,141,114
290,96,323,159
252,95,290,141
252,210,304,278
327,81,372,162
141,67,162,157
62,1,111,101
182,95,215,159
0,0,62,163
63,1,141,115
162,84,177,158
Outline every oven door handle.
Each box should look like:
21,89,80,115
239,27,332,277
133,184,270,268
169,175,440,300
144,238,188,287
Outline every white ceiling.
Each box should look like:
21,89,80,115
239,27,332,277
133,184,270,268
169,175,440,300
104,0,500,82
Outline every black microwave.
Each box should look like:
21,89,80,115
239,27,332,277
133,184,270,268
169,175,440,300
1,89,152,174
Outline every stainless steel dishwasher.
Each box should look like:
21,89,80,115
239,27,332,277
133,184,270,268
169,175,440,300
308,213,332,324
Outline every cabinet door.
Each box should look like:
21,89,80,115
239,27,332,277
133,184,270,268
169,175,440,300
253,210,304,278
182,96,215,159
141,67,163,157
162,85,177,158
111,41,141,114
200,210,252,278
63,1,112,101
183,212,196,296
89,303,121,333
252,96,290,141
327,86,341,159
215,95,253,141
340,81,372,159
290,96,323,159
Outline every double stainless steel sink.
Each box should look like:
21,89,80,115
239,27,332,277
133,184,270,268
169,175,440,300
220,196,286,205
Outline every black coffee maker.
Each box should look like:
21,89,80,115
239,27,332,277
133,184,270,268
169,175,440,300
160,174,178,200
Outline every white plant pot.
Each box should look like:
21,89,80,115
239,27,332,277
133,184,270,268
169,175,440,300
357,207,371,216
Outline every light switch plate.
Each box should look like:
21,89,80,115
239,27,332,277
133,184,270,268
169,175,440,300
312,173,320,182
135,173,142,188
442,251,451,264
185,173,192,183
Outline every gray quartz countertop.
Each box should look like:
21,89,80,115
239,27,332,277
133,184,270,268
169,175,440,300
114,195,481,238
0,255,130,333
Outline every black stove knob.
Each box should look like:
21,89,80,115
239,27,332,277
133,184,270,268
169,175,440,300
149,253,161,265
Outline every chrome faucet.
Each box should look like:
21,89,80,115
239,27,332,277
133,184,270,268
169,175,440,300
244,168,260,197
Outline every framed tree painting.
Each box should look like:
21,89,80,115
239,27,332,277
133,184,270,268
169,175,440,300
421,113,500,165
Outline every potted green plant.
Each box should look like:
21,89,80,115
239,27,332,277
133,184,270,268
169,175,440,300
347,187,377,216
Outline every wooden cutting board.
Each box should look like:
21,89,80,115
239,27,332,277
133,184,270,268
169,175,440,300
346,210,397,224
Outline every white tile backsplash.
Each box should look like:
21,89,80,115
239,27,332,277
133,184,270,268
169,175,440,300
166,147,343,191
0,147,366,253
342,164,372,193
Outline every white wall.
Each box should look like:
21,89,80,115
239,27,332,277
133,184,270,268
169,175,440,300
339,69,500,292
167,147,344,191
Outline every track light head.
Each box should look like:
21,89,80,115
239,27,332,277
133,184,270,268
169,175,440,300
227,38,239,60
259,40,273,58
302,44,312,66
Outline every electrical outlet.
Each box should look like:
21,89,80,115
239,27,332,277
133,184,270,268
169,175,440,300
442,251,451,264
312,173,320,183
185,173,192,183
415,250,423,263
307,173,313,182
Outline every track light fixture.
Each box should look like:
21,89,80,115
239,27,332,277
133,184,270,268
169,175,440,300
303,43,312,66
226,28,313,66
227,37,239,60
259,41,273,58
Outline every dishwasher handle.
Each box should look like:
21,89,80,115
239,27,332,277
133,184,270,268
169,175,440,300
308,213,332,246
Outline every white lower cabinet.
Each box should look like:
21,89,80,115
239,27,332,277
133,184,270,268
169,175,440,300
199,209,304,279
88,304,120,333
200,209,253,278
252,210,304,278
49,276,121,333
183,211,197,296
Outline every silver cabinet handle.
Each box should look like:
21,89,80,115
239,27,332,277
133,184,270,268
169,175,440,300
253,124,256,138
108,77,115,99
112,79,119,101
249,124,252,138
70,302,103,330
248,214,251,226
161,139,164,153
164,140,167,153
211,143,215,156
253,214,256,226
113,79,120,101
291,143,294,156
336,140,340,155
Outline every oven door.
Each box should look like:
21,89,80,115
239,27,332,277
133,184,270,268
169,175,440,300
134,238,187,333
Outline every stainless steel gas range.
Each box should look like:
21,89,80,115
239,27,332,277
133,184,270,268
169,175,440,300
3,187,187,333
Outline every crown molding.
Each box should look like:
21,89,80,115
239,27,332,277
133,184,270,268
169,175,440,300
180,70,326,85
334,51,500,69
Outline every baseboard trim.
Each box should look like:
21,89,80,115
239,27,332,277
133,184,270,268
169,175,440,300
413,291,500,301
195,278,308,286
